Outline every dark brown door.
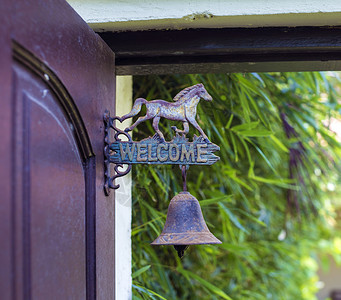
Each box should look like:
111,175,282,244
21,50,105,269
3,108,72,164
0,1,116,299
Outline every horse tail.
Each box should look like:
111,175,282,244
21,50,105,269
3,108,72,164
120,98,147,121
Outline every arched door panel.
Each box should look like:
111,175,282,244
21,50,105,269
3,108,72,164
0,1,116,299
12,61,86,299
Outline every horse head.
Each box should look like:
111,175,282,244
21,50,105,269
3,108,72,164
196,83,212,102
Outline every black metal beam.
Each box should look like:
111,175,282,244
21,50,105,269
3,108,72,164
98,27,341,75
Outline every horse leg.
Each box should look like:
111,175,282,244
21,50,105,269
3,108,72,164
152,117,165,141
125,115,152,132
171,121,189,135
187,118,210,142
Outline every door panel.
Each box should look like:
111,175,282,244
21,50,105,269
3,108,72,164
0,0,116,299
0,1,13,299
12,61,86,299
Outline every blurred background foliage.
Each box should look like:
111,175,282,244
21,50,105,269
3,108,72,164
130,72,341,300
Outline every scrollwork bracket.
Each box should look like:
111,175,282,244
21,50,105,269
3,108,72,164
103,110,132,195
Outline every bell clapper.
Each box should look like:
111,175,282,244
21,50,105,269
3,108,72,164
174,245,189,259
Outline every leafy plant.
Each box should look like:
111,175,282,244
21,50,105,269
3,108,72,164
131,72,341,300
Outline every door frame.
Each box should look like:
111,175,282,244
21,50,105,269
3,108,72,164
99,26,341,75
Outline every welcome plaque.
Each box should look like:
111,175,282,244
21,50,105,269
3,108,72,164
103,83,220,194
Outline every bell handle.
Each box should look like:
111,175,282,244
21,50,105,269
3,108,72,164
180,165,189,191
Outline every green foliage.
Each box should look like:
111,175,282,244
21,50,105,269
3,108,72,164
131,72,341,300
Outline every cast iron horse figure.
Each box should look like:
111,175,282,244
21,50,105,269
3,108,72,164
120,83,212,142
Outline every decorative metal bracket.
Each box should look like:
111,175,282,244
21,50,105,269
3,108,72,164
103,83,221,195
104,110,132,195
104,83,224,258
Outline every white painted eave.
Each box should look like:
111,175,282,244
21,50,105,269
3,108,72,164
67,0,341,31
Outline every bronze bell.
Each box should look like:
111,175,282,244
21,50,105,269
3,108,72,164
151,191,221,257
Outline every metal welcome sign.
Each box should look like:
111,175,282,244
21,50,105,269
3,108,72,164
104,83,222,257
109,135,219,165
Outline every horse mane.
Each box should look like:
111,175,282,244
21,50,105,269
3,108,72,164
172,83,202,102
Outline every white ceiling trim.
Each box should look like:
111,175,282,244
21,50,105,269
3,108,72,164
67,0,341,31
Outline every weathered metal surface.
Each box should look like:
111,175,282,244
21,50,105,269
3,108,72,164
121,83,212,142
105,83,222,256
151,192,221,246
104,111,133,192
109,135,220,165
104,83,220,191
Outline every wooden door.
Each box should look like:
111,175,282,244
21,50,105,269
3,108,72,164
0,1,116,299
